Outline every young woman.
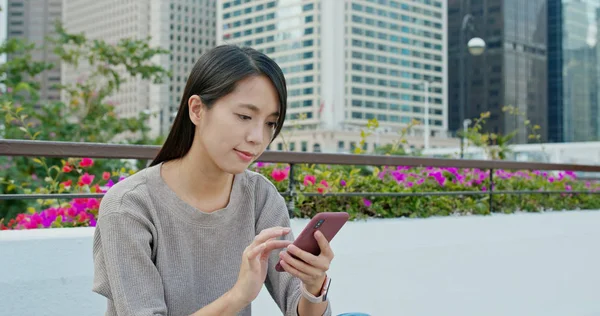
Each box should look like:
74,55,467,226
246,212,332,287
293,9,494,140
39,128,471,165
92,45,335,316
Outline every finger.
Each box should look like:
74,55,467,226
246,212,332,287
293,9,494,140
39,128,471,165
260,239,292,260
278,258,311,281
279,250,323,277
314,230,334,259
252,226,291,247
248,239,290,262
246,243,266,260
286,244,328,271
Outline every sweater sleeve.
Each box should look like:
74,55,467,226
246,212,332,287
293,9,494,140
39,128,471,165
92,202,167,316
256,180,332,316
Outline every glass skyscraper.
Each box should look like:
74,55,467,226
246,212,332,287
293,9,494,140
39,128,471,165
548,0,600,142
218,0,448,152
448,0,548,144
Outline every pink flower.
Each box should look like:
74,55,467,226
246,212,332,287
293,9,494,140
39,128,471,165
317,180,329,194
79,173,94,186
63,165,73,173
102,172,111,181
270,169,288,182
482,186,487,191
61,179,72,188
304,175,316,186
392,171,406,182
339,179,347,187
565,171,576,179
87,199,99,210
66,207,77,218
362,198,372,207
564,184,572,191
79,158,94,168
548,177,555,183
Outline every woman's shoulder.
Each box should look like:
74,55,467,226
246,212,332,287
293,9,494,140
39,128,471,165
98,167,153,218
243,169,281,197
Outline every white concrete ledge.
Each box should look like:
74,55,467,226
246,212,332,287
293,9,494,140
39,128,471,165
2,211,600,316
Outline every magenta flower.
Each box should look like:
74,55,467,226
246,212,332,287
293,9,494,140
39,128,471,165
340,179,347,187
79,158,94,168
87,199,100,209
80,173,94,186
362,198,372,207
392,171,406,182
304,175,316,186
270,168,288,182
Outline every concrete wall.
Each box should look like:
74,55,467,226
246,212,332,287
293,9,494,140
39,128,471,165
1,211,600,316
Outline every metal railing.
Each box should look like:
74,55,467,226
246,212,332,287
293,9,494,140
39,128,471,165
1,139,600,218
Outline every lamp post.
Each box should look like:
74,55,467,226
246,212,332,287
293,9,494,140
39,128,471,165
421,80,432,150
459,14,485,158
462,118,471,158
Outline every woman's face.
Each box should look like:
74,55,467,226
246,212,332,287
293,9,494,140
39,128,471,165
189,75,281,175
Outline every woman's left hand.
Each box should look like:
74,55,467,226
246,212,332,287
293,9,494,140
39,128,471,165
278,230,334,294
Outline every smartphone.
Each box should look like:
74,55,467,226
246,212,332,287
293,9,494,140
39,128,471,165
275,211,349,272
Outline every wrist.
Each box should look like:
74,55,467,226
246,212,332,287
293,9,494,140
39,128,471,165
225,287,249,312
304,275,327,296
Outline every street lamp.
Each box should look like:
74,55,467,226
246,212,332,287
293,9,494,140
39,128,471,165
459,14,485,158
467,37,486,56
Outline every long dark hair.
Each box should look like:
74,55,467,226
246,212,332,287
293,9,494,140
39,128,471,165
150,45,287,167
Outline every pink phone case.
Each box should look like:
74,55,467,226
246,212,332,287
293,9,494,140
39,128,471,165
275,212,349,272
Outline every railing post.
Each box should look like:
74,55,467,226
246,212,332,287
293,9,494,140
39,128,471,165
287,163,296,218
489,168,494,213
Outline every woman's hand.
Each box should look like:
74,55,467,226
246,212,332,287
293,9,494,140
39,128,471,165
230,226,292,306
277,230,334,294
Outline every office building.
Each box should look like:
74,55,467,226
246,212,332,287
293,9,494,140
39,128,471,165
62,0,217,137
218,0,456,153
548,0,600,142
448,0,548,144
6,0,62,104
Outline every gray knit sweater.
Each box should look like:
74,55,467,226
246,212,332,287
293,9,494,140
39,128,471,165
92,163,332,316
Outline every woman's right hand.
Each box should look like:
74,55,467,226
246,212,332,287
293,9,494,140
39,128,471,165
230,226,293,306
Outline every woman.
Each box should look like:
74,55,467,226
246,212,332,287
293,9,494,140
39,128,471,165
92,45,335,316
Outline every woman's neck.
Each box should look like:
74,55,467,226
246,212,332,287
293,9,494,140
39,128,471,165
162,148,234,213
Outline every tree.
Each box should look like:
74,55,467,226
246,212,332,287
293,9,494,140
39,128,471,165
0,22,171,220
461,106,543,160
